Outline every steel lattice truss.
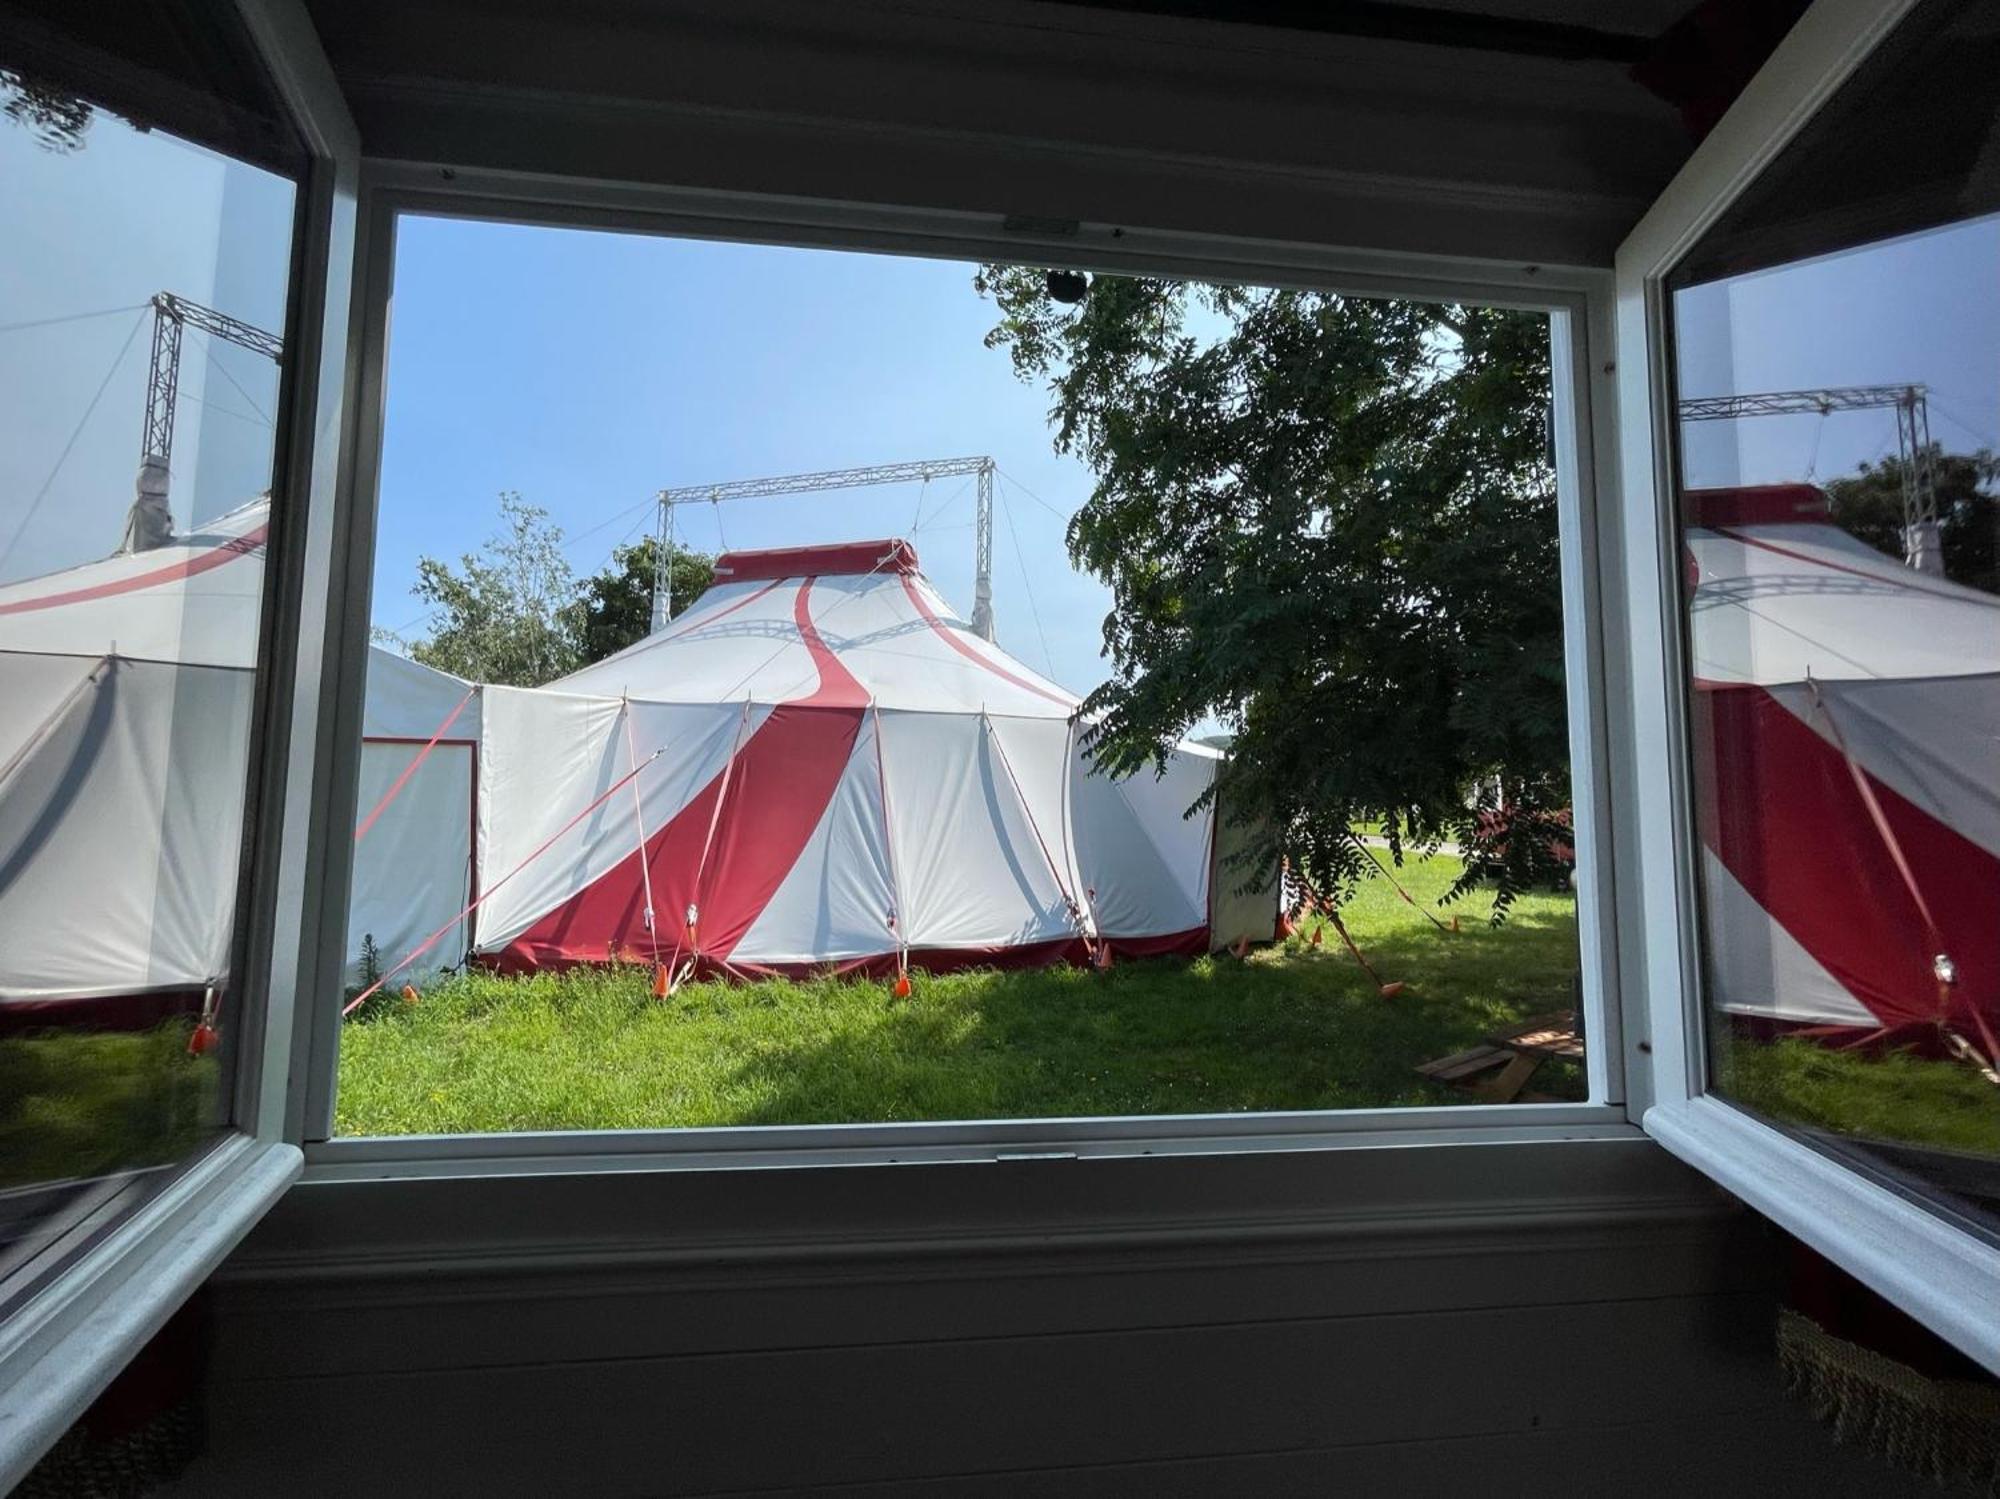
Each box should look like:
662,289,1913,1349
1678,383,1940,572
140,292,285,469
655,456,997,639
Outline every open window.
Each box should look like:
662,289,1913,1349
0,0,358,1482
1618,0,2000,1372
306,196,1623,1155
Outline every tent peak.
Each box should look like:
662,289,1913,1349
1684,484,1829,528
712,539,918,583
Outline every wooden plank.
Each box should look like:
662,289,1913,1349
1473,1051,1545,1103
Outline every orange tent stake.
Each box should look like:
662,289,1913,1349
652,964,670,999
400,984,420,1004
1325,911,1402,999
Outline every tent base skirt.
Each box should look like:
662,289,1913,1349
479,927,1211,982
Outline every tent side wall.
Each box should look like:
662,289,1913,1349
1206,779,1282,953
0,653,255,1009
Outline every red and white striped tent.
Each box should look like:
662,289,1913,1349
0,497,479,1026
1685,484,1999,1049
473,538,1274,978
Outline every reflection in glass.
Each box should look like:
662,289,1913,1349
0,77,294,1295
1671,0,2000,1236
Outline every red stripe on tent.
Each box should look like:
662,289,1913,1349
1683,485,1828,527
1694,683,2000,1035
898,573,1074,708
0,986,208,1039
496,579,869,971
0,526,267,616
714,539,917,583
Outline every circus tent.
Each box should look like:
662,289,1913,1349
0,497,478,1016
1684,484,2000,1046
472,538,1273,979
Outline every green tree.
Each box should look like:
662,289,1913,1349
1824,446,2000,595
576,537,716,664
1,70,93,153
975,268,1569,917
386,492,585,686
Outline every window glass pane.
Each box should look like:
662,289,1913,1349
335,217,1588,1136
1669,0,2000,1236
0,69,295,1296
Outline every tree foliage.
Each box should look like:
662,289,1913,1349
1,70,93,153
577,536,716,665
974,267,1571,917
1824,445,2000,595
384,494,717,686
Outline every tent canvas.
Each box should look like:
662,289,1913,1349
473,538,1275,978
1683,484,2000,1044
0,497,479,1019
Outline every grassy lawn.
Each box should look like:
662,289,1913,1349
1716,1035,2000,1156
0,1021,216,1188
336,854,1584,1135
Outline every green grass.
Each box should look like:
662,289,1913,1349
0,1021,217,1188
336,855,1584,1135
1717,1035,2000,1156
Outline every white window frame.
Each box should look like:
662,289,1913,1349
295,165,1640,1175
1613,0,2000,1375
0,1,359,1486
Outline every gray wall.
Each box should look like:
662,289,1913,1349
167,1137,1913,1495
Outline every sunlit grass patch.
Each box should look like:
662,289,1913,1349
337,854,1584,1135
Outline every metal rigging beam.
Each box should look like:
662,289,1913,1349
1678,383,1941,574
653,456,997,639
127,292,284,553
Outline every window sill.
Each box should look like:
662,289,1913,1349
0,1133,302,1491
1644,1094,2000,1377
205,1124,1741,1298
305,1103,1634,1180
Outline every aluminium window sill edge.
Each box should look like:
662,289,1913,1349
302,1104,1640,1179
1644,1093,2000,1378
0,1133,302,1493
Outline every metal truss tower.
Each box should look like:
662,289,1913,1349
1678,384,1941,574
652,456,997,638
126,292,285,552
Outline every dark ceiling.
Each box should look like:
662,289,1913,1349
1038,1,1694,62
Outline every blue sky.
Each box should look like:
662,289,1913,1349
374,216,1110,695
0,110,292,585
1674,216,2000,489
8,103,1999,693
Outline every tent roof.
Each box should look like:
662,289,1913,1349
1686,488,2000,686
553,536,1079,716
0,495,472,735
713,539,918,583
0,499,271,668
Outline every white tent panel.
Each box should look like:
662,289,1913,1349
0,656,253,1000
877,710,1079,951
1688,521,2000,685
0,499,267,668
362,649,480,741
733,716,897,965
346,741,476,985
1069,741,1215,938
